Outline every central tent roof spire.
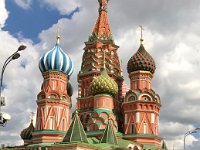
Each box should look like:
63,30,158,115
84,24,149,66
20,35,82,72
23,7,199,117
92,0,111,38
98,0,109,12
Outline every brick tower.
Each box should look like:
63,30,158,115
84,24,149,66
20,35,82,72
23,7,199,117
77,0,124,134
32,35,74,143
122,28,161,148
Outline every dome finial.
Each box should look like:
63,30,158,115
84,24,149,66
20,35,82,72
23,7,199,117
98,0,109,12
56,25,61,44
103,50,106,69
139,25,144,44
30,112,35,123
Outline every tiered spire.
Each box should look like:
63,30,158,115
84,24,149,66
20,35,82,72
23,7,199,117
63,111,88,143
100,119,118,145
92,0,111,38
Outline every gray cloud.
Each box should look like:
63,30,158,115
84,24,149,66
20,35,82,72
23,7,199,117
1,0,200,149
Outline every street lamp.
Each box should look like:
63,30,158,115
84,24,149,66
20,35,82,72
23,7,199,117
0,45,26,126
184,128,200,150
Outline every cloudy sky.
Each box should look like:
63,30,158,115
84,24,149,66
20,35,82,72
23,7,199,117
0,0,200,149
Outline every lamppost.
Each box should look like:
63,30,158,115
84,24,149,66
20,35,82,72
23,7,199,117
184,127,200,150
0,45,26,126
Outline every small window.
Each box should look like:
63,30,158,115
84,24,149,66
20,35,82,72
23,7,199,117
85,115,90,123
62,119,65,131
136,112,140,123
49,117,54,130
130,124,135,134
144,123,147,134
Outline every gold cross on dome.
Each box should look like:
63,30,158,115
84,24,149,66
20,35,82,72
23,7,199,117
56,25,61,44
99,0,108,12
30,112,35,123
139,25,144,44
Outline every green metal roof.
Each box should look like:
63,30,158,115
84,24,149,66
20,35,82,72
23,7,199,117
93,109,113,115
63,111,88,143
100,119,118,145
124,134,161,139
28,142,54,147
32,130,66,135
143,144,160,149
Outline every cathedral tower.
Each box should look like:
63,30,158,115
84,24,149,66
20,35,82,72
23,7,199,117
122,28,161,147
32,35,74,143
77,0,124,134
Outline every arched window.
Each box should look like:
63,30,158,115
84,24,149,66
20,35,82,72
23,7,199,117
130,123,135,134
133,146,139,150
144,123,147,134
49,117,54,130
48,94,57,99
141,95,151,101
80,115,84,122
128,96,136,101
62,119,65,131
85,114,90,123
39,95,45,100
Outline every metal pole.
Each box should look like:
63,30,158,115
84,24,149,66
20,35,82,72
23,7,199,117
0,45,26,126
184,132,188,150
0,51,17,113
184,128,200,150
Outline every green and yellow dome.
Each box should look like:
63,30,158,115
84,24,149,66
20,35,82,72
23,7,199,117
90,69,118,97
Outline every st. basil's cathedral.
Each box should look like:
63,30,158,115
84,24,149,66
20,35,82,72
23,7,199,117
19,0,168,150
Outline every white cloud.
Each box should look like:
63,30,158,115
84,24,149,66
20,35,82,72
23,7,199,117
40,0,80,15
1,0,200,149
14,0,32,10
0,0,9,28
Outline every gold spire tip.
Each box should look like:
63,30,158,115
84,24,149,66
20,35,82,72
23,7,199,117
56,25,61,44
30,112,35,123
139,25,144,44
98,0,109,12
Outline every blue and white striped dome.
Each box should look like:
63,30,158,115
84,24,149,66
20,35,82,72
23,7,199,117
39,41,73,75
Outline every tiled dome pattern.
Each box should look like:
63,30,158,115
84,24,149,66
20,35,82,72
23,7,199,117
90,69,118,97
127,44,156,74
39,43,73,75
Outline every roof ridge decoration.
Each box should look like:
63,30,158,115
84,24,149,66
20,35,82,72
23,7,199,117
100,119,118,145
63,111,88,143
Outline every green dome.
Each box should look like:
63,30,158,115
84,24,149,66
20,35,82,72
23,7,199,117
90,69,118,97
20,121,34,140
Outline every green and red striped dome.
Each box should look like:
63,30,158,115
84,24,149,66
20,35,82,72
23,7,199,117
127,44,156,74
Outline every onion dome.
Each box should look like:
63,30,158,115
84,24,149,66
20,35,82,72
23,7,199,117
39,36,73,75
20,121,34,140
90,68,118,97
127,44,156,74
67,82,73,97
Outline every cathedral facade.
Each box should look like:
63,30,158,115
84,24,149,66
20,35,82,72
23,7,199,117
20,0,167,150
